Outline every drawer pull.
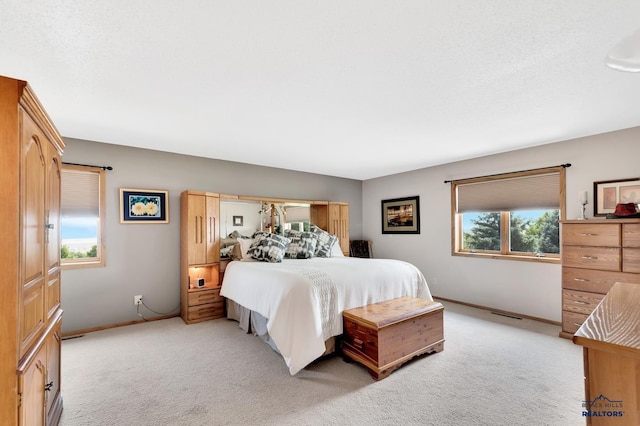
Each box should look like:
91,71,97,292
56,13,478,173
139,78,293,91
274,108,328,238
574,322,582,326
573,278,589,282
580,233,597,236
353,337,364,350
574,301,588,305
581,255,598,260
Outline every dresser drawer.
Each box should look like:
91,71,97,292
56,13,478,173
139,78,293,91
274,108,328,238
187,302,224,321
623,248,640,273
188,288,224,306
562,311,589,335
623,224,640,247
562,223,620,247
562,267,640,293
562,289,605,315
561,246,620,271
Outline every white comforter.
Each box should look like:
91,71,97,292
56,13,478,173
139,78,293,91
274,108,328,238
220,257,432,375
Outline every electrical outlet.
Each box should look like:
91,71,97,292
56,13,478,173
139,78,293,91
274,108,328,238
134,295,143,306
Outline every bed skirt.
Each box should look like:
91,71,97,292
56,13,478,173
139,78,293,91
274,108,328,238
225,299,336,356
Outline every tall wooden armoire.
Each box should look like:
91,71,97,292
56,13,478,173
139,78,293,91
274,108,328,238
0,76,65,425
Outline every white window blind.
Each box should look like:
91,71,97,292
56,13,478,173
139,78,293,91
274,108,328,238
61,168,100,217
284,206,310,222
456,172,560,213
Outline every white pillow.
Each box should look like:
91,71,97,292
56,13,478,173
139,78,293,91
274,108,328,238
330,239,344,257
238,238,258,262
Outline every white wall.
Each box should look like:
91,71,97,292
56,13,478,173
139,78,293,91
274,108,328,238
61,138,362,334
363,127,640,322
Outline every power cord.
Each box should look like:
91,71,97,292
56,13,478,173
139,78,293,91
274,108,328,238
136,300,180,321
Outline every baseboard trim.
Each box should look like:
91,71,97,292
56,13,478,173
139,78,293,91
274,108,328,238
61,313,180,338
62,299,560,337
433,296,561,326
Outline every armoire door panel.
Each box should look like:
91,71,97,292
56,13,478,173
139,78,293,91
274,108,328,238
20,281,45,357
46,270,60,321
18,346,46,426
45,319,62,421
21,116,46,285
46,155,61,270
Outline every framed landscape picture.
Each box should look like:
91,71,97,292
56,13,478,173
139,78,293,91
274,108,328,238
381,196,420,234
120,188,169,223
593,178,640,216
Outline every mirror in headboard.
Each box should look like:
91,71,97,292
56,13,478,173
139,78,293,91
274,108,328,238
219,196,262,239
219,195,317,258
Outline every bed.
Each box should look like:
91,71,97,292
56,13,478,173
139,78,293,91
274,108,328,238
220,255,432,375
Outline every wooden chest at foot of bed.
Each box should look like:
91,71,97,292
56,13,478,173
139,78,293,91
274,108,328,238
341,297,444,380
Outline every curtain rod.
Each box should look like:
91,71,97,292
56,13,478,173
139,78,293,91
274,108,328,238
63,161,113,171
443,163,571,184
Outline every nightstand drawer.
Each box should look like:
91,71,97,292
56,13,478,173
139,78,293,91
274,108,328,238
562,223,620,246
188,288,223,306
561,246,620,271
187,302,224,321
562,290,605,315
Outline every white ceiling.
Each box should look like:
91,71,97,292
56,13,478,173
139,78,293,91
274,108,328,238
3,1,640,180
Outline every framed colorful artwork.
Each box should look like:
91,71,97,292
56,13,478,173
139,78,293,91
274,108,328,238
120,188,169,223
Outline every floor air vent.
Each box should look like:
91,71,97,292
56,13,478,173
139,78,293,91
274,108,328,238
491,312,522,320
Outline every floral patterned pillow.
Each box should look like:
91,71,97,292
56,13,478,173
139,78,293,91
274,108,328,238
310,225,338,258
284,230,318,259
248,232,291,263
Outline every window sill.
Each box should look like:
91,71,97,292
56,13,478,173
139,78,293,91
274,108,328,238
453,252,560,264
62,260,105,270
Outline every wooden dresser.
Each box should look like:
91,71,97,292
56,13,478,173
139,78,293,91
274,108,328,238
573,282,640,425
0,76,64,425
560,219,640,338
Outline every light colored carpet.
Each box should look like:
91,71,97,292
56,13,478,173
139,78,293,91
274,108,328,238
59,300,585,426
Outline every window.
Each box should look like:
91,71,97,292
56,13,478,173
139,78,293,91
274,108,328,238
60,164,106,268
451,166,566,262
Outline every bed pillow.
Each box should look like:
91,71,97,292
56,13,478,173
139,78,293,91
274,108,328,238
230,238,258,262
310,225,338,258
330,239,344,257
248,232,291,263
284,230,318,259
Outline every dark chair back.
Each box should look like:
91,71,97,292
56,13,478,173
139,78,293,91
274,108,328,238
349,240,373,258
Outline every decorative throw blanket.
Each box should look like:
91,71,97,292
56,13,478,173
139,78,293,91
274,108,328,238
303,270,339,341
